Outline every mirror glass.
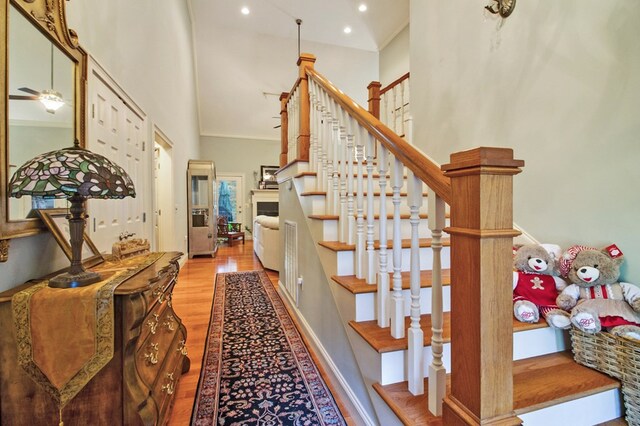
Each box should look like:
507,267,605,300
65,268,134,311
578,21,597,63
7,4,75,220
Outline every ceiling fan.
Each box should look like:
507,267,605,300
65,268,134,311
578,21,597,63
9,44,66,114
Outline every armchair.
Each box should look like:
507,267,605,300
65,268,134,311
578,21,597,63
217,216,245,246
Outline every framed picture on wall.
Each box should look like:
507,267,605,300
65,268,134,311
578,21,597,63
37,208,104,268
260,165,279,189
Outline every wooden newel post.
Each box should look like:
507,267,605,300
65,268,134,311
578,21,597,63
441,147,524,426
367,81,381,119
296,53,316,162
279,92,289,168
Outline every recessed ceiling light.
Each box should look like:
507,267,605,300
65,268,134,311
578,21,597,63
358,4,367,12
241,6,250,15
343,26,352,34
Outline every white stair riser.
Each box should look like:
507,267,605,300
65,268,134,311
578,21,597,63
316,218,448,241
354,285,452,322
333,246,451,276
377,327,569,385
518,390,622,425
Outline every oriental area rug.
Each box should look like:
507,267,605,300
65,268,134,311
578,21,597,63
191,270,346,426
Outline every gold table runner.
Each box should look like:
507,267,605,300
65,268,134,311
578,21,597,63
11,252,165,408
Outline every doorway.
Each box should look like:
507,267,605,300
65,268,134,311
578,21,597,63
217,173,245,231
153,129,174,251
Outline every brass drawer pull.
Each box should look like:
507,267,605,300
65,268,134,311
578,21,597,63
146,313,160,335
144,342,159,366
163,315,176,332
152,286,166,304
177,340,188,356
162,372,175,395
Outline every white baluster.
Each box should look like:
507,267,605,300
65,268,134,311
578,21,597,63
323,91,334,212
428,189,446,415
331,99,340,216
316,83,325,183
365,133,375,284
377,146,389,328
382,90,389,128
355,124,365,280
407,172,423,395
338,108,348,243
320,93,330,191
312,82,322,175
346,117,355,245
391,85,398,133
399,80,406,138
390,156,404,339
287,95,294,164
309,83,316,173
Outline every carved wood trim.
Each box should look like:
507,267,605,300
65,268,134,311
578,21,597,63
0,0,88,252
0,239,9,262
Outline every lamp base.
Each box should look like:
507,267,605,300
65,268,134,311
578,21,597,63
48,270,102,289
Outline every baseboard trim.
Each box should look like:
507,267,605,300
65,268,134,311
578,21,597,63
278,281,377,426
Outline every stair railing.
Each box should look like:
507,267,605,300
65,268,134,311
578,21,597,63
281,54,524,424
368,73,411,142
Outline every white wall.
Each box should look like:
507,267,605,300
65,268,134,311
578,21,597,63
0,2,200,292
200,136,280,234
379,25,409,87
66,1,200,255
410,1,640,282
196,26,379,140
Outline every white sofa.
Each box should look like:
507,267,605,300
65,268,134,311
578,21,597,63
253,215,280,271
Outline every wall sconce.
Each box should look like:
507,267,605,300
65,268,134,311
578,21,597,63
485,0,516,18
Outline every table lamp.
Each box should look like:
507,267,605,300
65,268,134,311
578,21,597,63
8,141,135,288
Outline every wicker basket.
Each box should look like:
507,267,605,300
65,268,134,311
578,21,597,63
570,329,640,425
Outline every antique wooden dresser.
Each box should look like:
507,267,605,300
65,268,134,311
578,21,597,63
0,252,189,425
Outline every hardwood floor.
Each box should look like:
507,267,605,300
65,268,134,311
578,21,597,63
167,240,349,425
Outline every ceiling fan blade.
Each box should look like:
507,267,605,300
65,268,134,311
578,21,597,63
9,95,39,101
18,87,41,96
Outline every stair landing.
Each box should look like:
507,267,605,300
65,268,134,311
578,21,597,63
374,352,621,425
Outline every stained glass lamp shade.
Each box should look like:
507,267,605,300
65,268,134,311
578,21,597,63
8,141,136,288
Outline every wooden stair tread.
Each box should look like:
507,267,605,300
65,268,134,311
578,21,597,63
319,238,451,252
332,269,451,294
295,171,318,178
374,352,620,426
350,313,546,353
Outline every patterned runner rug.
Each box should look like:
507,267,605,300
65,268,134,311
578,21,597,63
191,270,346,426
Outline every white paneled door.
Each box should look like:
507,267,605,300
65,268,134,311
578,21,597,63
87,66,147,253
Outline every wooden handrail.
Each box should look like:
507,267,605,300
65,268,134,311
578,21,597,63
307,68,452,204
380,72,410,95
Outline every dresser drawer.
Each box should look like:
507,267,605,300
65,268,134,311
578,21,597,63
138,281,176,345
136,304,180,387
152,329,188,425
141,273,176,314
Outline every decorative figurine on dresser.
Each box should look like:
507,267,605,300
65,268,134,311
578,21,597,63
0,0,189,424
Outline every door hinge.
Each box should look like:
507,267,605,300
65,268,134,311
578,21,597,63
93,217,96,232
143,212,146,223
142,141,146,151
92,104,95,119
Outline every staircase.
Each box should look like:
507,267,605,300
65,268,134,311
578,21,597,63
276,54,625,425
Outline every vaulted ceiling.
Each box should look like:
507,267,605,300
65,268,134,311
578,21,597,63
188,0,409,141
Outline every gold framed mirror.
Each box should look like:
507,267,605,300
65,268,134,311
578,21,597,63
0,0,87,258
